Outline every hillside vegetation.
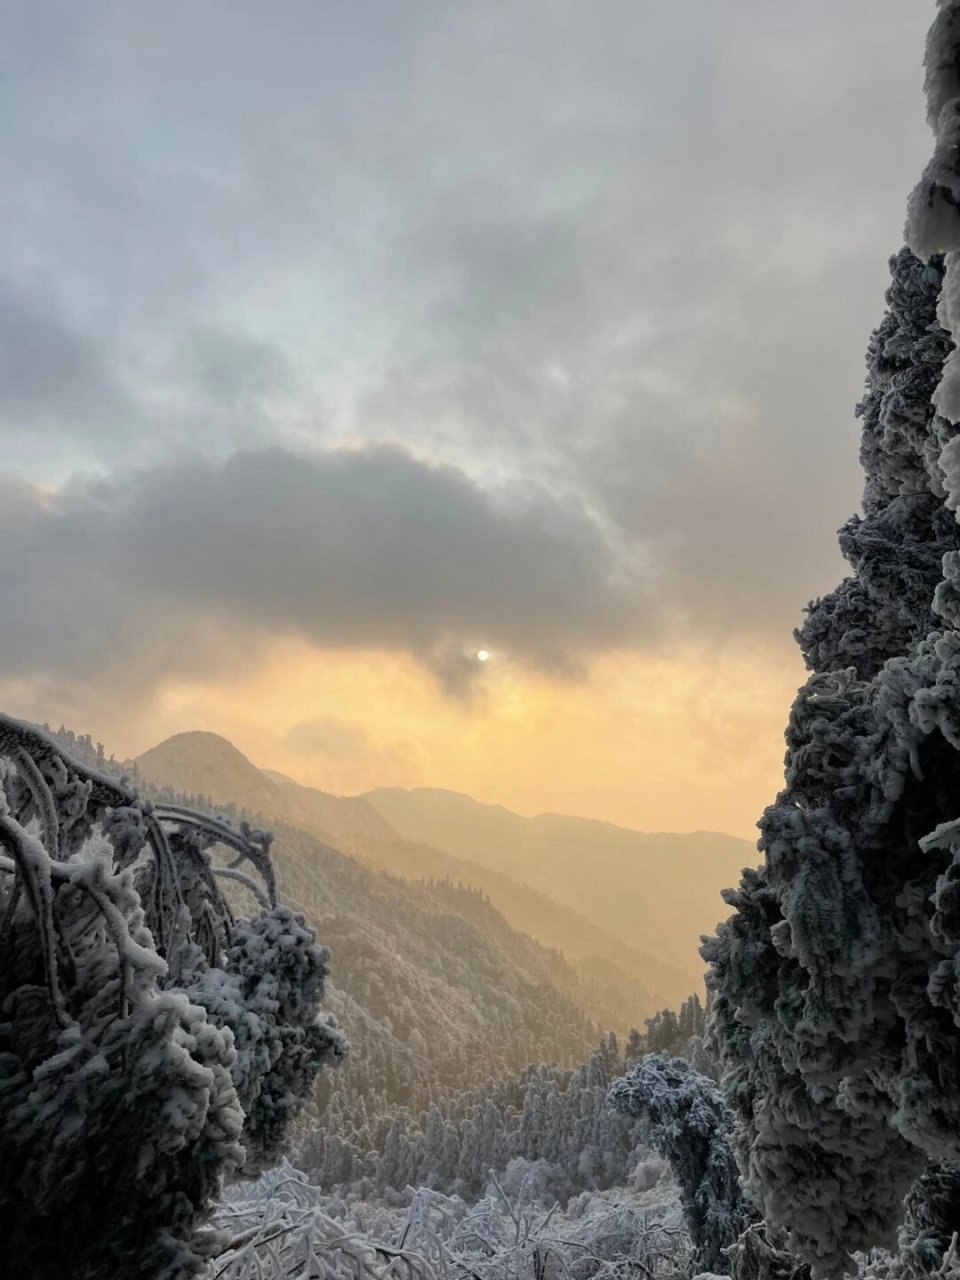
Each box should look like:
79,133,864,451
135,731,715,1021
364,785,751,975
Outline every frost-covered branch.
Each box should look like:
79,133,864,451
0,711,346,1278
210,1163,692,1280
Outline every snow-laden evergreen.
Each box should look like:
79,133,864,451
795,249,954,678
608,1056,751,1275
907,1,960,429
0,715,345,1278
704,7,960,1277
703,250,960,1275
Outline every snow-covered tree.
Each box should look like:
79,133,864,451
893,1160,960,1278
796,244,953,678
608,1055,751,1274
0,715,345,1278
703,6,960,1277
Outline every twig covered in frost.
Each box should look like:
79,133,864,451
0,711,345,1279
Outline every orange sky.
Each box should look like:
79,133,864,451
91,635,807,841
0,0,931,852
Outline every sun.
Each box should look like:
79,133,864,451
476,649,490,662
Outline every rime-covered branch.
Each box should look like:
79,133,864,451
0,710,346,1278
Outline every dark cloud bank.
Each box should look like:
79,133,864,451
0,0,936,712
0,427,873,710
0,446,659,699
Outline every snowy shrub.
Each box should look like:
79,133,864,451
703,7,960,1278
0,715,345,1278
211,1159,692,1280
608,1055,751,1275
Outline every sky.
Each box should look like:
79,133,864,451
0,1,937,837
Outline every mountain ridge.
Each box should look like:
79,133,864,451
363,784,754,975
46,723,613,1109
132,730,729,1022
367,783,746,844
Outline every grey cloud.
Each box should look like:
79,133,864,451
353,0,928,637
152,327,300,459
0,445,653,701
172,328,293,402
0,282,136,438
0,0,937,660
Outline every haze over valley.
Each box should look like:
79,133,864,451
132,727,751,1019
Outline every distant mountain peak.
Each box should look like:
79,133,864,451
140,729,255,759
135,730,282,816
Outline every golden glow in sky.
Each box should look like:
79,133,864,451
84,636,807,841
1,0,923,846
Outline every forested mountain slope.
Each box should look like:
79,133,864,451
136,731,291,818
364,787,753,975
267,821,606,1114
134,732,695,1018
50,725,606,1112
266,769,694,1006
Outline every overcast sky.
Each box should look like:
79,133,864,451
0,1,937,834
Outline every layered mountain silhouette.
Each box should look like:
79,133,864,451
364,786,752,977
52,724,609,1106
133,731,753,1027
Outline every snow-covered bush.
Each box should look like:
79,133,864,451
703,7,960,1278
608,1055,751,1275
0,715,345,1278
211,1158,691,1280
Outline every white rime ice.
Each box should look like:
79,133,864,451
704,8,960,1277
0,715,346,1279
608,1055,751,1275
211,1158,691,1280
909,3,960,429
